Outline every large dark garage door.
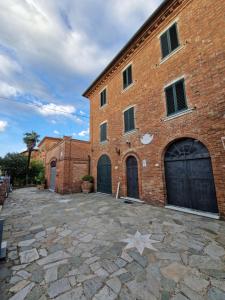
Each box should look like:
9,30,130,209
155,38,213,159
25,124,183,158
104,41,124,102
97,155,112,194
165,138,218,213
126,156,139,199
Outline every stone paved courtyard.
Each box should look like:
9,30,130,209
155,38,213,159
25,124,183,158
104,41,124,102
0,188,225,300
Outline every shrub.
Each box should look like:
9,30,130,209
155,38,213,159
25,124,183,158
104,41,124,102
82,175,94,183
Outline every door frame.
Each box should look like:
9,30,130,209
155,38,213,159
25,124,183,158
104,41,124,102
123,152,142,199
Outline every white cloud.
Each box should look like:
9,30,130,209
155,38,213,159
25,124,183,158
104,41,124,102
0,120,8,132
0,81,20,97
0,53,22,78
51,120,57,124
0,0,111,77
79,110,86,116
78,128,89,137
33,102,76,117
107,0,161,30
53,130,60,134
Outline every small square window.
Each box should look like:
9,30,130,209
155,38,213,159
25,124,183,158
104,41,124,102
165,79,187,116
100,89,107,107
100,122,107,142
124,107,135,132
160,23,179,59
123,65,133,89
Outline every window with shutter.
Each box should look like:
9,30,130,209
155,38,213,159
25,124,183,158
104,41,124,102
100,89,107,107
124,107,135,132
160,23,179,59
165,79,187,116
100,123,107,142
123,65,133,89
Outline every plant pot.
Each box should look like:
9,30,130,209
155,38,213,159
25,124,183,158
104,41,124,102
37,184,45,190
81,181,93,193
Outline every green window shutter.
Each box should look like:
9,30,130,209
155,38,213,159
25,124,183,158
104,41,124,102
161,23,179,59
123,69,127,89
127,65,132,86
124,107,135,132
100,123,107,142
160,31,170,58
100,89,107,107
128,107,135,130
165,86,176,115
175,80,187,111
124,109,129,132
123,65,133,89
169,23,179,51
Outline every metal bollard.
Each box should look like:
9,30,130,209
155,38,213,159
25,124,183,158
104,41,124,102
0,218,6,259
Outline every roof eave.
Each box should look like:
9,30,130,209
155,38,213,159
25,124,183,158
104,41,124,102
82,0,170,98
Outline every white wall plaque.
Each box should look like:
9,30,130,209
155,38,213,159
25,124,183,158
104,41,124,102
142,160,147,167
141,133,154,145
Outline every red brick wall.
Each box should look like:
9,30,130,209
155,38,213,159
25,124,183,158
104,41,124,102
45,137,91,194
87,0,225,216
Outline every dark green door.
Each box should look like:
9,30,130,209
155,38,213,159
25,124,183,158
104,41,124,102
126,156,139,199
97,155,112,194
165,138,218,213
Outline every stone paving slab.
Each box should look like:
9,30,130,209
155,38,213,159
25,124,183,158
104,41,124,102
0,187,225,299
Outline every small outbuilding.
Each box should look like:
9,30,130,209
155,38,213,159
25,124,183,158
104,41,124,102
45,136,90,194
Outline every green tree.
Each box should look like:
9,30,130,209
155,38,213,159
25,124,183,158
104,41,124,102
30,160,45,184
0,153,27,186
23,131,40,184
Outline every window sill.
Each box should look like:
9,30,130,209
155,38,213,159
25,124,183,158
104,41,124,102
160,45,184,65
99,104,107,110
123,129,137,136
121,82,135,93
100,140,108,145
163,108,195,121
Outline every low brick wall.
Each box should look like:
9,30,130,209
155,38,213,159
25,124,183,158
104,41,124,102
0,183,6,205
0,178,10,205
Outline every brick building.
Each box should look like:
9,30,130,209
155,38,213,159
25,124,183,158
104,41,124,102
83,0,225,217
45,136,90,194
38,137,62,164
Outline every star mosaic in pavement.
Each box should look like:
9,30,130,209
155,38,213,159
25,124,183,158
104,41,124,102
121,230,160,255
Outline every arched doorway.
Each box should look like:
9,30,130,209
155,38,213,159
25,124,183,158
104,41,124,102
126,156,139,199
49,160,56,191
97,155,112,194
164,138,218,213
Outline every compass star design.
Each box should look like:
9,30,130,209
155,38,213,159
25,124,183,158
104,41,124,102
121,231,159,255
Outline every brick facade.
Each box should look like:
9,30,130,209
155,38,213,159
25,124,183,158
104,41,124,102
45,137,90,194
84,0,225,217
38,137,62,164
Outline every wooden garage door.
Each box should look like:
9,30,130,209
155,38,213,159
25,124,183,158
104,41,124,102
165,138,218,213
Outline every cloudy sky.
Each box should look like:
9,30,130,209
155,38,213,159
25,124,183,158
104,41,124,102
0,0,162,156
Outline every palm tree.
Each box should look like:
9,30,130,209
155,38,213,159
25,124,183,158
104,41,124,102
23,131,40,185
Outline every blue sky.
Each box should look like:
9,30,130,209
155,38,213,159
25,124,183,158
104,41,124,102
0,0,162,156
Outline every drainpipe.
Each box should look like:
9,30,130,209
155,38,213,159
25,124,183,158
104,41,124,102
88,155,91,176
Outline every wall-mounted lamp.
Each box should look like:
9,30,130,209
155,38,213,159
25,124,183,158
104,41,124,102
126,140,131,147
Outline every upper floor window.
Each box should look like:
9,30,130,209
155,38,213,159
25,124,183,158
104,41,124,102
100,88,107,107
124,107,135,133
100,122,107,142
123,65,133,89
165,78,187,116
160,23,179,59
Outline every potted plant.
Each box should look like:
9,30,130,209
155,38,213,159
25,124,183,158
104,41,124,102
81,175,94,193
